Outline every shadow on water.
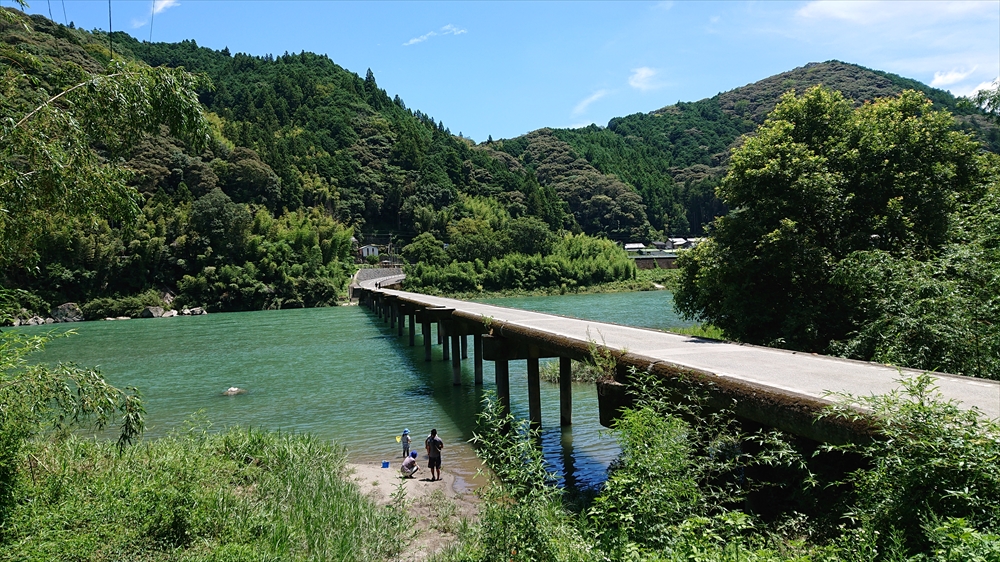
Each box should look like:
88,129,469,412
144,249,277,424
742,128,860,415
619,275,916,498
362,307,619,493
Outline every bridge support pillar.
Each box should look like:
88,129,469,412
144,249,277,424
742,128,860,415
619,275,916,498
408,313,416,346
495,359,511,416
451,333,462,386
389,303,396,330
397,305,404,337
437,321,443,344
527,357,541,429
559,356,572,426
460,335,468,359
473,334,483,385
441,323,450,361
422,321,432,362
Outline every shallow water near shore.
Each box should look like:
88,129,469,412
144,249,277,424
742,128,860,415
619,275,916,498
16,290,692,492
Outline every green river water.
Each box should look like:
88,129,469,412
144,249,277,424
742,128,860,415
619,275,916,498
15,290,693,492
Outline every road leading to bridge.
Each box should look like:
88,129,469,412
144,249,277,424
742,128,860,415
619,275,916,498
356,275,1000,435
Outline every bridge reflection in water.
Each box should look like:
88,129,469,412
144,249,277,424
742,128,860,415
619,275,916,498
355,275,1000,446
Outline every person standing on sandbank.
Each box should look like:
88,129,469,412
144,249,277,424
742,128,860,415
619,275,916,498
401,428,411,457
425,428,443,481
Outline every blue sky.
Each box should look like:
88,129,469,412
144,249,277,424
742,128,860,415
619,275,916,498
14,1,1000,142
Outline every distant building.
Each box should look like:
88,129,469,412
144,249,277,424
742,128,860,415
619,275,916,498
630,250,678,270
360,244,379,258
651,241,668,250
624,243,646,252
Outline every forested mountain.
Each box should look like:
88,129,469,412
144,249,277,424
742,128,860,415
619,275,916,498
2,10,996,317
510,61,999,235
0,12,571,316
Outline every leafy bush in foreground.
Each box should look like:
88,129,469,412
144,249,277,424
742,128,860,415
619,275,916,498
823,374,1000,558
441,372,1000,562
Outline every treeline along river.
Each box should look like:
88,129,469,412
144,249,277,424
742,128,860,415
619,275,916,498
16,290,693,492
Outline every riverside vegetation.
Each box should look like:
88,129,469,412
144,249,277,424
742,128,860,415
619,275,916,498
3,5,1000,560
3,10,998,322
438,373,1000,562
676,86,1000,381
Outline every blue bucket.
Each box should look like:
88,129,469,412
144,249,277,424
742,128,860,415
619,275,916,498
381,460,389,468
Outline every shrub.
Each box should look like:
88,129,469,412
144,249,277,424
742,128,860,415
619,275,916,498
80,289,166,319
823,374,1000,557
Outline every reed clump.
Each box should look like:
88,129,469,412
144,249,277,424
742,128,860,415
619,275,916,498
2,426,407,561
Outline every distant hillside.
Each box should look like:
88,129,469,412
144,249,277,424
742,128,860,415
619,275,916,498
501,61,999,235
0,11,644,312
3,10,997,313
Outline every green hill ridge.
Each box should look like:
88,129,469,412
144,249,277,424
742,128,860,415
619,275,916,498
2,10,996,316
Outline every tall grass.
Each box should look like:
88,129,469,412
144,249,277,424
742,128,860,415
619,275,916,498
2,425,407,561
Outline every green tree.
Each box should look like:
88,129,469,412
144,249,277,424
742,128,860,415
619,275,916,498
1,56,209,268
973,81,1000,123
676,87,985,351
401,232,448,267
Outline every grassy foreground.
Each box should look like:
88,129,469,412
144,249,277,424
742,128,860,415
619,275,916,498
2,426,406,561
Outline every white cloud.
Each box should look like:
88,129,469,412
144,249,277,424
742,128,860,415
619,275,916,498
797,1,993,25
132,1,180,29
403,24,466,46
573,90,608,116
950,77,1000,98
441,24,467,36
568,121,598,129
930,67,977,87
628,67,660,91
403,31,436,46
972,78,1000,95
154,0,180,15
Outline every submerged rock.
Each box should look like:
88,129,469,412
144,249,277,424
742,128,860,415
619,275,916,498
222,387,247,396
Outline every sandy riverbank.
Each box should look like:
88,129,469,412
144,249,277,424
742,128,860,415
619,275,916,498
348,461,482,559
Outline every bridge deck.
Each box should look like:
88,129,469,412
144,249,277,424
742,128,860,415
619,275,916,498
358,275,1000,422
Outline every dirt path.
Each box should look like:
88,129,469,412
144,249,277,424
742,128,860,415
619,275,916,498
349,461,481,560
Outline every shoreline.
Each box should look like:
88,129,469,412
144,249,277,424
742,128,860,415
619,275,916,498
348,460,481,560
5,267,677,327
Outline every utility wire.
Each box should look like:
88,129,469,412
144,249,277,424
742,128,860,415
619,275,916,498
61,0,67,25
46,0,52,21
108,0,113,59
149,0,154,42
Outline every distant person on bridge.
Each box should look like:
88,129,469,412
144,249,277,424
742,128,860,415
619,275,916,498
425,428,444,481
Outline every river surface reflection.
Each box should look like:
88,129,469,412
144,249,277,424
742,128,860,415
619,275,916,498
18,290,692,492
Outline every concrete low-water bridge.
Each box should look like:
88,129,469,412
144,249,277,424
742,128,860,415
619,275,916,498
353,271,1000,444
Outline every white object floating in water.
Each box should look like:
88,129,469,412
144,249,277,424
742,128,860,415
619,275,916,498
223,387,247,396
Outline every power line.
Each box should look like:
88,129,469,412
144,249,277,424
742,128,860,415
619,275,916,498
46,0,52,20
60,0,67,25
107,0,113,59
148,0,154,42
